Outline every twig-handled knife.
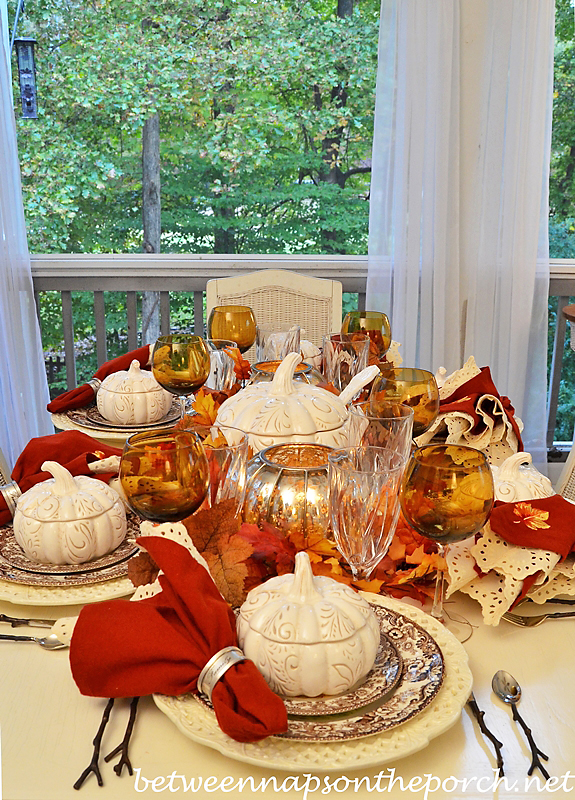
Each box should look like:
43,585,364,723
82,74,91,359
0,612,55,629
467,692,505,777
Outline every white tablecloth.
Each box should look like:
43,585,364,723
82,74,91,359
1,593,574,800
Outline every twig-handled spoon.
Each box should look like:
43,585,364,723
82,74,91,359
492,670,550,780
0,632,67,650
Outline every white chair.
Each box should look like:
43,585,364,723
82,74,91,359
0,447,11,484
206,270,343,359
555,444,575,502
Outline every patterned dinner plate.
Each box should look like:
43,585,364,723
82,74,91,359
67,401,180,432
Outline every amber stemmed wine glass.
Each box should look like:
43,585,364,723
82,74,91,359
399,444,494,620
120,428,210,522
152,334,210,419
369,367,440,439
341,310,392,361
207,305,257,354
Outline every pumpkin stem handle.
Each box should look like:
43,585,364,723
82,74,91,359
288,552,322,602
40,461,78,495
269,352,302,397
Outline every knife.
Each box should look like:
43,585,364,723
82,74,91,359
467,692,505,777
0,613,55,629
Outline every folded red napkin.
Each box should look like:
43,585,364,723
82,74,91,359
440,366,524,450
70,531,288,743
47,345,151,413
0,431,122,526
489,495,575,560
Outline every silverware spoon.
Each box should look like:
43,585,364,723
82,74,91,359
0,632,67,650
492,670,550,780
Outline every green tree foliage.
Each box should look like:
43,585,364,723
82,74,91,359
550,0,575,443
11,0,379,256
9,0,379,392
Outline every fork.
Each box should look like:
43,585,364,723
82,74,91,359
502,609,575,627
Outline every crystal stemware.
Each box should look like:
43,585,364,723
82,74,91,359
151,334,210,419
328,446,405,582
119,428,210,522
399,444,494,620
369,367,440,438
207,305,257,354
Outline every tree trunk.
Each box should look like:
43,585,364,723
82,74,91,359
141,112,161,345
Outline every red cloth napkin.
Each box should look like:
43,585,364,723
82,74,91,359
0,431,122,527
440,366,524,450
47,345,151,412
489,495,575,560
70,532,288,743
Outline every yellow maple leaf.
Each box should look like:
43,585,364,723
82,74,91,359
190,389,219,426
512,502,551,530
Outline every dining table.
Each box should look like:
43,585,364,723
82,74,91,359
2,590,574,800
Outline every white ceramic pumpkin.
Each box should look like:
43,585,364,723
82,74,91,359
96,360,172,424
216,352,379,451
13,461,127,565
490,452,554,503
237,551,380,697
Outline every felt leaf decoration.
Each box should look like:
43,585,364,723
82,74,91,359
512,502,551,530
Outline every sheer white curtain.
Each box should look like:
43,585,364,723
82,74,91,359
1,2,53,467
367,0,555,461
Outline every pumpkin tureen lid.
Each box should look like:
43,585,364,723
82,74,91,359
215,352,379,448
16,461,123,521
99,360,164,395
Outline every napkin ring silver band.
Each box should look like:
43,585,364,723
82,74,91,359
0,482,21,517
197,646,247,701
88,378,102,394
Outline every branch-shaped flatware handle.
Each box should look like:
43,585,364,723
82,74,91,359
104,696,140,777
467,694,505,777
73,698,115,790
0,612,54,628
510,703,550,781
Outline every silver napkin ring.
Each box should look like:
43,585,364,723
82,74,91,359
197,646,247,701
0,482,22,518
88,378,102,394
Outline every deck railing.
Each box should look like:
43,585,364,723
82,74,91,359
30,254,575,454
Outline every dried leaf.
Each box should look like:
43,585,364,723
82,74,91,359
189,389,219,426
226,347,251,382
238,521,296,582
182,499,253,606
127,551,159,587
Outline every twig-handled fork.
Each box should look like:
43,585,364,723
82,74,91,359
502,610,575,627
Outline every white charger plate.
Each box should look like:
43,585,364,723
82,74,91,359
154,594,472,771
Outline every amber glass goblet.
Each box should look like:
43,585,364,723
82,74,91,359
152,334,210,419
207,305,257,354
369,367,440,438
400,444,494,620
120,429,209,522
341,310,392,360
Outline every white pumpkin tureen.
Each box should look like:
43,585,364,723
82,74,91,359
13,461,127,565
216,352,379,451
97,360,172,425
491,452,554,503
237,551,380,697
